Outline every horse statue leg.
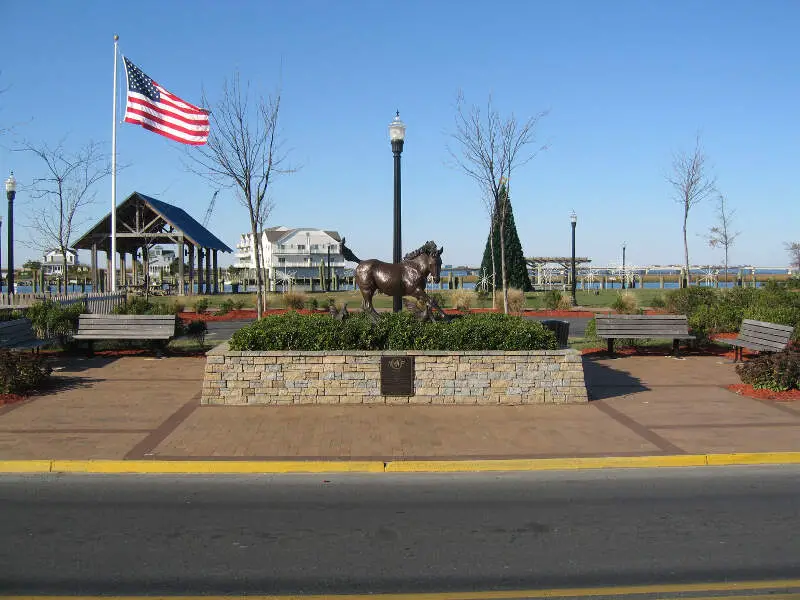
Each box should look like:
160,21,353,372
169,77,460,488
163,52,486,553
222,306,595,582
410,289,448,321
360,286,381,323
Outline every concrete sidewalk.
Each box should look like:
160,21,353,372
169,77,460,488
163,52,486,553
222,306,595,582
1,352,799,462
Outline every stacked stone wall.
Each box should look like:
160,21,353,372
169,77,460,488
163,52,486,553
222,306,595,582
202,344,588,405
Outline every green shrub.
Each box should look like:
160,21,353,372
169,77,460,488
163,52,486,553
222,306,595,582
283,291,307,310
229,312,557,352
584,317,597,340
186,319,208,346
217,299,236,316
649,295,666,309
193,298,210,314
543,290,563,310
0,349,52,394
688,302,743,340
307,297,319,310
114,296,151,315
114,298,180,316
611,292,639,314
429,292,446,309
27,300,84,344
736,350,800,392
664,287,718,317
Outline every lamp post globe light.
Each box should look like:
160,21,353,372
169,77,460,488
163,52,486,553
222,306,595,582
5,171,16,295
570,210,577,306
389,111,406,313
621,241,627,290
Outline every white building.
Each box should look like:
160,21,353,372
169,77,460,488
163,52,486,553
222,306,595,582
236,226,347,290
42,248,78,276
147,245,177,278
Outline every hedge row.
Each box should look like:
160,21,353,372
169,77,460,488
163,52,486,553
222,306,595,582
229,311,557,352
664,284,800,341
0,350,52,394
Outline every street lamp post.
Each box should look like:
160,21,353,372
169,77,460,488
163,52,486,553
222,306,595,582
570,211,577,306
5,172,16,296
621,242,627,290
389,111,406,313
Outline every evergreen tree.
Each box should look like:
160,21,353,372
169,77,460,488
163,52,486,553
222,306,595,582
480,184,531,291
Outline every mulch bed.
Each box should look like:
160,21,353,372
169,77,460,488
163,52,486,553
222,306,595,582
727,384,800,402
0,393,27,407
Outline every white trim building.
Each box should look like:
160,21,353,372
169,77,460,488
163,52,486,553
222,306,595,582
235,226,348,290
147,245,177,279
42,248,79,276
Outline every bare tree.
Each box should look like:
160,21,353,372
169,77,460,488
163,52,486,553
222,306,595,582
668,134,716,287
480,189,498,308
189,74,292,318
448,93,547,313
21,140,111,292
786,242,800,271
706,194,740,286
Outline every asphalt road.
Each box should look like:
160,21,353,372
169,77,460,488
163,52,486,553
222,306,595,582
1,466,799,595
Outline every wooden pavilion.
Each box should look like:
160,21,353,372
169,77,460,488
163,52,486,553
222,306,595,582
73,192,233,295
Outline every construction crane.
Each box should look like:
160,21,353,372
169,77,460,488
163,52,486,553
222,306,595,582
202,190,220,227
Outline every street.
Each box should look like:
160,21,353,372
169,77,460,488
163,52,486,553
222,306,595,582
1,466,799,595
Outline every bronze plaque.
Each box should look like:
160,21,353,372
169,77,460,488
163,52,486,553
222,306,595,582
380,356,415,396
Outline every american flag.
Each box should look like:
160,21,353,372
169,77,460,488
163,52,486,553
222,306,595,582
123,57,209,146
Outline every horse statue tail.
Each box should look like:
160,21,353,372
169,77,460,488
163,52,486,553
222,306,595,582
340,237,361,263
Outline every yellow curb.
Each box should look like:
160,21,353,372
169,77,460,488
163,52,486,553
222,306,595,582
705,452,800,466
385,455,710,472
2,452,800,475
0,460,53,473
48,460,385,474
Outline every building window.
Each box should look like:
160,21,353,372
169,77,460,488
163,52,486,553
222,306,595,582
278,258,285,264
297,245,306,251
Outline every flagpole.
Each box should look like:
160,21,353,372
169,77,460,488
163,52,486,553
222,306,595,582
110,34,119,292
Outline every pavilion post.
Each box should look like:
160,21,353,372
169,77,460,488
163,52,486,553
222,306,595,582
197,247,204,296
187,245,195,296
91,243,98,291
178,239,185,296
205,248,212,295
213,249,219,294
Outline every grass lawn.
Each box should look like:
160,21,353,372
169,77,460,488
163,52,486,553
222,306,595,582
147,287,668,311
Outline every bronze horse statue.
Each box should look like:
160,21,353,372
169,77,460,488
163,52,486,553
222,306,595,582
353,240,444,319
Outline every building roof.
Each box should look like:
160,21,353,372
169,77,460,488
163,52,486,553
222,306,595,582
73,192,233,253
259,226,342,244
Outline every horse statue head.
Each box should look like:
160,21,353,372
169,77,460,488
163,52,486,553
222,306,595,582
403,240,444,283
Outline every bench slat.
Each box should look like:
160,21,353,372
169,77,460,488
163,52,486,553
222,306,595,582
741,319,795,333
720,319,794,356
73,333,172,340
74,314,176,351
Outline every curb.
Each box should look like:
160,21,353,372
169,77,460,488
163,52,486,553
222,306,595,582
2,452,800,474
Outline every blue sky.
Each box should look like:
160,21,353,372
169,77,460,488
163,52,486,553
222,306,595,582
1,0,798,269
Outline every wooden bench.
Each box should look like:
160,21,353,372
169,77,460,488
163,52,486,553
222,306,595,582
595,314,695,356
719,319,795,362
72,314,177,356
0,318,49,351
